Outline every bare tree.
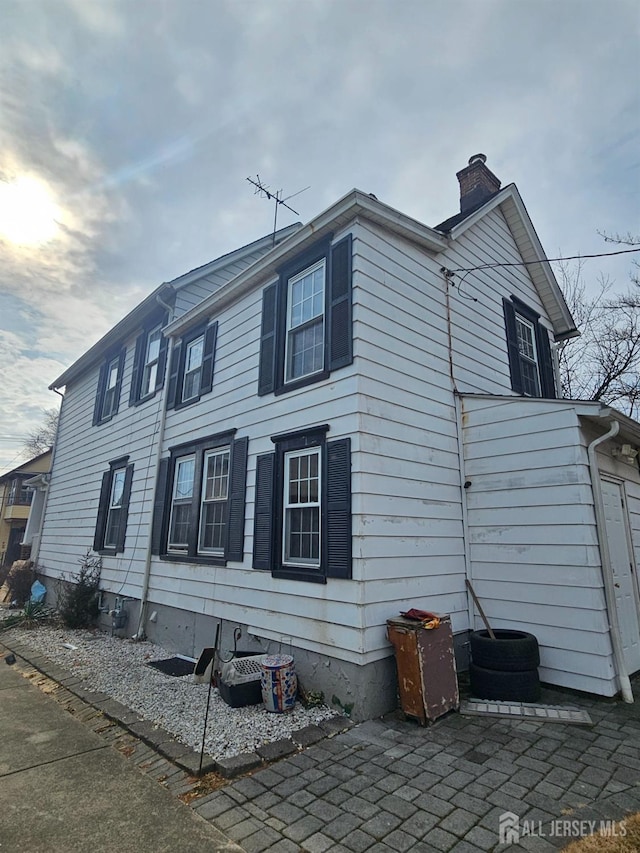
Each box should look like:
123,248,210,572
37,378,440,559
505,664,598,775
22,407,59,459
558,236,640,418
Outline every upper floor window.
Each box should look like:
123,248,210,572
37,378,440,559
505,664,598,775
258,235,353,397
166,321,218,410
130,316,168,406
285,261,325,383
151,431,248,565
93,349,125,426
503,296,555,399
94,458,134,554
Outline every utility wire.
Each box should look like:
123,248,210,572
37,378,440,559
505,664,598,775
447,246,640,274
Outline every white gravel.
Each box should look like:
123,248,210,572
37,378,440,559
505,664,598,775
1,622,339,759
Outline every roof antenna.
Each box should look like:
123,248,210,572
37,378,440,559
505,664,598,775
246,175,310,245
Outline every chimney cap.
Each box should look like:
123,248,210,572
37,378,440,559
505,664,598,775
468,153,487,166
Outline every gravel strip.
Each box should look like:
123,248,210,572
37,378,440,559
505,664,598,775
1,622,339,759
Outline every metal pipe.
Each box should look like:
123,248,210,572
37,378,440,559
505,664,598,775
587,419,633,703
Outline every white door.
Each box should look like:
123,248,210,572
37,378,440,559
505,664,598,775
601,479,640,674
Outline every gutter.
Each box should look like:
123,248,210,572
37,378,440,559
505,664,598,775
587,417,634,703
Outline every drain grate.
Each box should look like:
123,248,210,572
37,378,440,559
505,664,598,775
460,699,593,726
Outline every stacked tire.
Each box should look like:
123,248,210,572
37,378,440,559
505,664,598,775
469,629,541,702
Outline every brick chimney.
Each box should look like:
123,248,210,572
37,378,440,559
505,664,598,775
456,154,501,213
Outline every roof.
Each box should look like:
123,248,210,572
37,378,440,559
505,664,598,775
49,223,303,390
438,184,578,342
166,189,449,336
0,449,52,481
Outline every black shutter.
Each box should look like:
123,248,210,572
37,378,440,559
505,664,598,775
151,458,169,555
252,452,274,569
115,463,134,553
93,471,111,551
503,298,523,394
258,283,277,396
328,235,353,371
226,436,248,562
92,363,108,426
155,330,168,392
325,438,352,579
166,340,182,410
112,349,126,417
536,323,556,398
199,321,218,396
129,333,145,405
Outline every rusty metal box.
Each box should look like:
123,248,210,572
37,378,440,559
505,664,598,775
386,614,459,724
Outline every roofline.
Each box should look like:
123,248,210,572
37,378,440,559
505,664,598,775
0,448,52,481
458,392,640,443
48,224,304,391
447,184,578,341
166,189,448,336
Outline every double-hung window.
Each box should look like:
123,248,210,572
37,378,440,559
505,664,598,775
285,261,325,383
253,426,351,583
93,349,125,425
152,432,248,565
503,295,555,398
166,321,218,410
258,235,353,396
94,458,134,554
129,313,169,406
283,448,321,567
183,334,204,402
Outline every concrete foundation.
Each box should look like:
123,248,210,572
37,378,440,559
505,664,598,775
41,581,469,723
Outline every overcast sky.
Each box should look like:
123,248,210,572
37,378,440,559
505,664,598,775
0,0,638,472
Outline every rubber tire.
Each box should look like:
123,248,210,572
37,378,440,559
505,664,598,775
469,662,541,703
470,629,540,672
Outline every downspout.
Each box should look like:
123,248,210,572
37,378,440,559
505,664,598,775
32,387,64,565
134,291,174,640
587,419,633,703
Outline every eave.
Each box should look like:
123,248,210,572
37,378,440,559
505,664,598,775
166,190,448,337
445,184,578,342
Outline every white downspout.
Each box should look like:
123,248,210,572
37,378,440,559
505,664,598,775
587,419,634,703
135,293,174,640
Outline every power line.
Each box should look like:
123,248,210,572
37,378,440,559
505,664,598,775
446,246,640,274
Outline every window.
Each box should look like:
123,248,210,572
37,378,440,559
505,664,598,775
166,321,218,409
503,296,555,398
253,426,351,583
94,459,134,554
8,478,32,506
285,261,325,382
104,468,127,548
151,432,248,565
258,235,353,396
129,315,168,406
93,349,125,425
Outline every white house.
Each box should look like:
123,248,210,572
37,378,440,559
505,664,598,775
36,155,640,718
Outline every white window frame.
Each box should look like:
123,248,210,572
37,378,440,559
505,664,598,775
182,334,204,402
515,314,541,397
168,455,195,553
282,447,321,568
197,447,230,555
104,467,126,548
141,324,162,398
284,260,326,383
102,356,120,419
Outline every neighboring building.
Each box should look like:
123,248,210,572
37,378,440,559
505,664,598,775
0,450,52,567
36,156,640,718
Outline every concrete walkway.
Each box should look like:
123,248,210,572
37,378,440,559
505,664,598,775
0,651,241,852
2,635,639,852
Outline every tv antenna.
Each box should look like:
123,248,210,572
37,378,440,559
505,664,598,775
246,175,310,244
